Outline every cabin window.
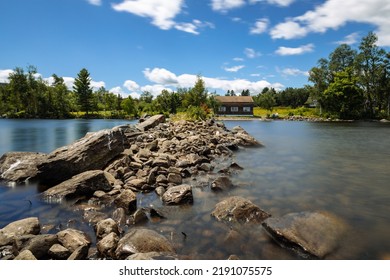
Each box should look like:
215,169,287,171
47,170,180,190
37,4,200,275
231,107,239,112
219,106,226,112
243,107,251,112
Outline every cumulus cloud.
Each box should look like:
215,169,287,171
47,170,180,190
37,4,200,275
143,68,178,84
275,43,314,56
270,0,390,46
141,84,173,97
112,0,184,30
335,32,360,45
86,0,102,6
223,65,245,72
211,0,246,12
244,48,261,58
250,18,269,35
265,0,294,6
0,69,14,83
123,80,140,91
280,67,309,77
110,86,140,99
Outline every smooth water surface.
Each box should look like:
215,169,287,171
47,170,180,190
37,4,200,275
0,119,389,259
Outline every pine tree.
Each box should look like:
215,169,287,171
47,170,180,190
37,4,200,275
73,68,93,116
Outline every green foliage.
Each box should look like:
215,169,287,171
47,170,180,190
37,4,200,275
255,89,276,112
73,68,93,116
183,75,208,107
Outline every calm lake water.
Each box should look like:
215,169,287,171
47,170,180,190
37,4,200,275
1,119,389,259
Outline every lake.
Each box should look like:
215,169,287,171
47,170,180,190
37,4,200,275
0,119,389,259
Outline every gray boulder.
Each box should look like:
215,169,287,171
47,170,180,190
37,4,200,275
115,228,175,259
0,217,41,246
136,115,165,131
162,185,193,205
36,126,128,186
262,211,347,259
57,228,91,253
43,170,115,202
211,196,270,224
0,152,47,183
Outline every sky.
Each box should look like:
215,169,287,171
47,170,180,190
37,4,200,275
1,0,390,98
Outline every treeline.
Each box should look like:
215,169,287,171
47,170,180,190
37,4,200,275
309,31,390,119
0,67,219,120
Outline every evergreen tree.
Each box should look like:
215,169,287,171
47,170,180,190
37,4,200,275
73,68,93,116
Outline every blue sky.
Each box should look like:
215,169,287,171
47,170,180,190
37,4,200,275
1,0,390,98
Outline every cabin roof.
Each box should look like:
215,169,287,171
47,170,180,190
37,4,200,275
215,96,254,104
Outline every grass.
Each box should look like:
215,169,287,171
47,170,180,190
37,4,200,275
253,107,320,119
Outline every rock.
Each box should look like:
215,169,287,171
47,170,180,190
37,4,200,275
43,170,115,202
0,152,47,183
167,173,182,184
48,244,71,260
152,157,170,168
211,176,233,191
136,114,165,131
36,126,128,186
156,174,168,184
262,211,347,259
137,148,152,159
22,234,58,259
235,132,262,146
129,161,143,170
199,163,212,172
379,119,390,123
155,186,166,197
14,250,37,260
146,140,159,151
126,178,147,189
95,218,119,240
132,209,148,224
162,185,193,205
57,228,91,253
230,162,243,170
97,232,119,258
115,228,175,259
114,189,137,213
0,217,40,246
67,245,89,260
147,172,156,184
211,196,270,224
126,252,178,260
227,254,240,260
112,208,127,227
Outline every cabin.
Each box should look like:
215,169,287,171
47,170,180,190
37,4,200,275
215,96,254,116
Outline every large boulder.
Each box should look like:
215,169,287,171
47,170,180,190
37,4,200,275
43,170,115,202
0,217,41,246
97,232,119,258
36,126,128,186
20,234,58,259
114,189,137,213
162,185,193,205
0,152,47,183
211,196,270,224
262,211,347,259
115,228,175,259
136,115,165,131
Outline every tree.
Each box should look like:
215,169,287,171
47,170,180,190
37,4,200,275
256,91,276,112
73,68,93,116
183,75,208,107
322,67,364,119
121,96,137,116
241,89,250,96
329,44,357,74
51,74,71,118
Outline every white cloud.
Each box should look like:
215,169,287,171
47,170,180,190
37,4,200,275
244,48,261,58
0,69,14,83
265,0,294,6
275,43,314,56
223,65,245,72
86,0,102,6
123,80,140,91
211,0,246,12
280,67,309,76
143,67,178,84
141,84,172,97
270,0,390,46
91,80,106,90
335,32,360,45
233,57,244,61
250,18,269,35
112,0,184,30
110,86,140,99
174,20,215,35
143,67,284,94
270,20,308,39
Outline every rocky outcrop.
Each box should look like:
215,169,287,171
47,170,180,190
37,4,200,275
136,114,165,131
36,126,128,186
162,185,193,205
115,228,175,259
0,152,47,183
262,211,347,259
43,170,116,202
211,196,270,224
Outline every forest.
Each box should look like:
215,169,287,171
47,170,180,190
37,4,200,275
1,32,389,120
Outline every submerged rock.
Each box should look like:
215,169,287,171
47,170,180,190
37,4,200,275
0,152,47,183
262,211,347,259
115,228,175,259
211,176,233,192
211,196,270,224
43,170,115,202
